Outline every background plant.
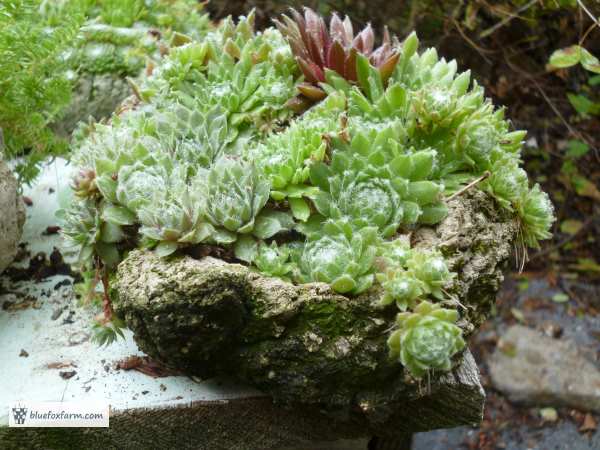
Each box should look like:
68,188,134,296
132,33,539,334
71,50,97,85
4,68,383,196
0,0,83,182
0,0,212,184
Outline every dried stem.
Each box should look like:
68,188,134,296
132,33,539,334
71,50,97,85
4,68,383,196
101,270,113,321
446,171,491,201
479,0,538,39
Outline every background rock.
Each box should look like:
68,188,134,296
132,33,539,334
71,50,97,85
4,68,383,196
489,325,600,413
0,161,25,273
52,74,131,137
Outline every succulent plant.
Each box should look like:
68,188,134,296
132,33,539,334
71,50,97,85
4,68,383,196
482,162,528,211
297,220,378,294
253,241,296,281
376,268,424,311
252,92,345,210
387,301,466,379
118,164,214,256
375,242,454,310
115,160,171,212
149,103,233,170
518,184,555,249
138,200,212,257
406,250,454,300
196,156,271,243
309,125,447,235
61,199,124,268
71,169,98,198
274,7,399,101
377,237,412,267
142,15,298,133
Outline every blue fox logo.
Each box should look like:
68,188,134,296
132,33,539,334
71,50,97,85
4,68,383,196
12,405,27,425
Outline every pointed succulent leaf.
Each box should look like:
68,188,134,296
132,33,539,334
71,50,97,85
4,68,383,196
253,209,295,239
155,241,179,257
289,197,312,222
102,204,136,226
95,174,118,203
234,235,259,263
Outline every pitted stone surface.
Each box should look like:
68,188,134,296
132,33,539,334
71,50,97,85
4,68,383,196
0,161,25,273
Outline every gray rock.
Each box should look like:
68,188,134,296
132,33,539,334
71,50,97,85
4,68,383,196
489,325,600,413
52,73,131,136
0,161,25,273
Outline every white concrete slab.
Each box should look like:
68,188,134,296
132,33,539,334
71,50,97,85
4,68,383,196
12,158,75,266
0,159,262,426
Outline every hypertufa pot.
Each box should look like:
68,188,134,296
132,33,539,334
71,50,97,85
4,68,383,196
114,190,517,437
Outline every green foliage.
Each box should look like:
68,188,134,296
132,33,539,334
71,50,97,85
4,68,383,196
296,220,378,294
548,45,600,119
387,301,465,379
309,124,447,235
0,0,210,184
45,0,212,76
199,155,271,243
518,184,555,247
63,10,555,376
0,0,83,182
252,92,345,204
548,45,600,74
376,244,454,311
245,240,296,281
377,268,423,311
557,139,600,203
91,316,127,346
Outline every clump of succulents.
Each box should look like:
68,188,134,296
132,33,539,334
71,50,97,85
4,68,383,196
197,156,271,243
63,8,554,378
376,244,454,311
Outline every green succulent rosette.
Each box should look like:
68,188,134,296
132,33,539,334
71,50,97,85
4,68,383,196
196,155,271,243
297,220,379,295
376,268,424,311
253,241,295,281
387,301,466,379
407,250,454,300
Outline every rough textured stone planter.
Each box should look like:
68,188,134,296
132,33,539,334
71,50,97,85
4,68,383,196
114,190,517,438
0,160,25,274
